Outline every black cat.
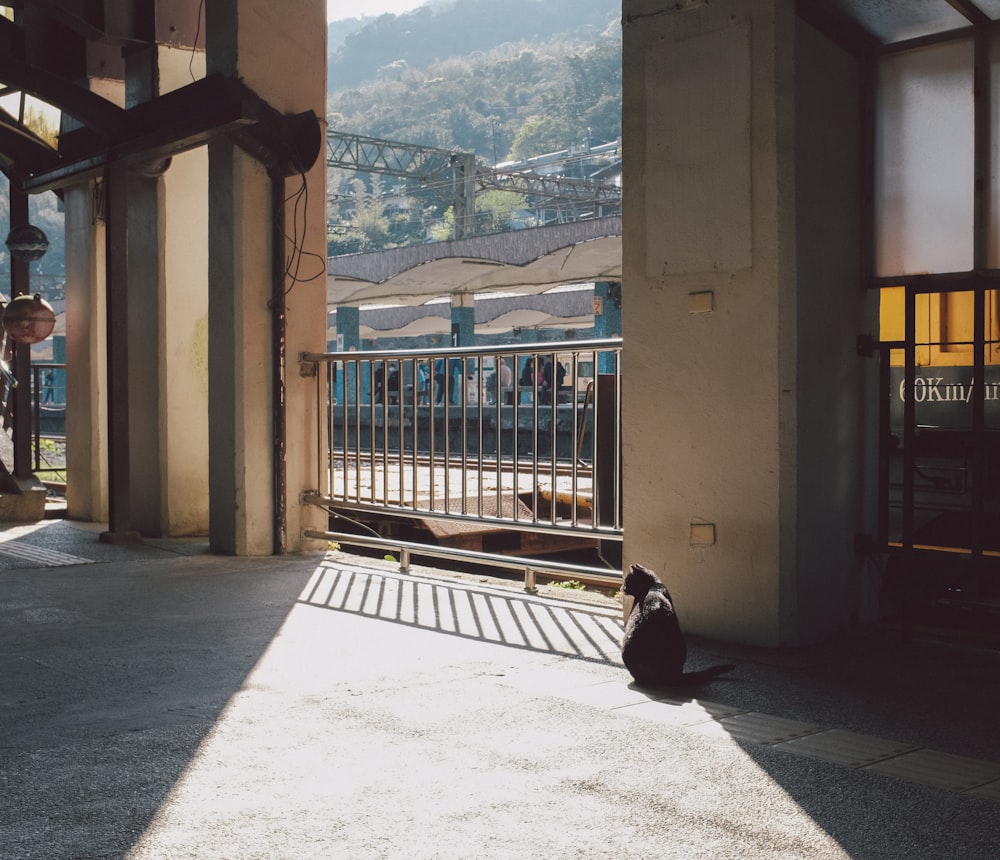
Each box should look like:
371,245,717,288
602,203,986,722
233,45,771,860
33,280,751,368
621,563,735,687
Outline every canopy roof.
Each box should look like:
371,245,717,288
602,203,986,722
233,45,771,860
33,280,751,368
327,217,622,308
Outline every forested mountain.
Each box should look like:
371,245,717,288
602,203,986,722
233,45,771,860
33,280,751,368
328,0,621,160
330,0,619,93
326,0,622,253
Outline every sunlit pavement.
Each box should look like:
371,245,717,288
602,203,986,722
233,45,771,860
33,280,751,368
2,520,999,859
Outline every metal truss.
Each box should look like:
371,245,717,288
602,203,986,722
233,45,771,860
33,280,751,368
326,129,621,235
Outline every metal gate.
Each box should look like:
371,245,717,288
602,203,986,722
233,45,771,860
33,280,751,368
876,282,1000,616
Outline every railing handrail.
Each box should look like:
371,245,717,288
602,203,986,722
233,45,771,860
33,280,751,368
301,336,622,364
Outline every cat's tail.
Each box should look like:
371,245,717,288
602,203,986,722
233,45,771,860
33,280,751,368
678,663,736,686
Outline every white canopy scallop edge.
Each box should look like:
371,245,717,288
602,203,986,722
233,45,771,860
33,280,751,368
327,215,622,308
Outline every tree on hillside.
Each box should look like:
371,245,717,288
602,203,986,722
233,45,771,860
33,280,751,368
506,115,577,161
325,12,622,253
565,39,622,145
329,0,619,92
429,190,529,241
328,33,621,162
349,177,390,252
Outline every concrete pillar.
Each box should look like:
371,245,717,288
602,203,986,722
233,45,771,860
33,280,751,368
112,45,210,539
63,182,109,522
206,140,273,554
207,0,327,554
157,50,211,538
8,190,35,485
125,166,163,535
622,0,868,645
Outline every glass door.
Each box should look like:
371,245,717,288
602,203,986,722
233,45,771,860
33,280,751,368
880,285,1000,557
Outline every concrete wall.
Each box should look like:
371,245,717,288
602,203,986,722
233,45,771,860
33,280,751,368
622,0,872,645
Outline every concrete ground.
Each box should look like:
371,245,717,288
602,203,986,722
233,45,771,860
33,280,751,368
1,519,999,859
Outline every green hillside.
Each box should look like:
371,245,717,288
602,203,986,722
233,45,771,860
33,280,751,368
328,0,621,160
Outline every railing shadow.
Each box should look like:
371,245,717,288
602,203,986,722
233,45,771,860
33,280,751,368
299,558,624,666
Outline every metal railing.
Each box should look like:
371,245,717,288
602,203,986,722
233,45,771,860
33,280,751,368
300,339,622,586
31,363,66,476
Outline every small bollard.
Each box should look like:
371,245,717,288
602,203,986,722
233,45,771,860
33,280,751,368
399,549,410,574
524,566,538,594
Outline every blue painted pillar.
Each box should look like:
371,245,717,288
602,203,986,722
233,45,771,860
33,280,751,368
335,305,361,403
450,293,475,347
450,294,475,404
51,334,66,403
594,281,622,373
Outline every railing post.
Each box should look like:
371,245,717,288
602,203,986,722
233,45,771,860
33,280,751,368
595,372,621,528
524,566,538,594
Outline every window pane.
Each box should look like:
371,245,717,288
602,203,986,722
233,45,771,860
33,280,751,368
876,41,974,277
22,94,59,149
879,286,905,342
0,91,20,120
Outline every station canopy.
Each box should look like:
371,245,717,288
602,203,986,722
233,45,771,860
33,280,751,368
327,217,622,308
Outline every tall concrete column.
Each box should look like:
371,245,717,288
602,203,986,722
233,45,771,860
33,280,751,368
61,31,210,540
114,45,210,539
158,50,210,537
207,140,273,554
622,0,866,645
125,165,162,535
63,181,109,522
207,0,327,554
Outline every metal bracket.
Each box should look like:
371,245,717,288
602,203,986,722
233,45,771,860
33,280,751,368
298,353,318,378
